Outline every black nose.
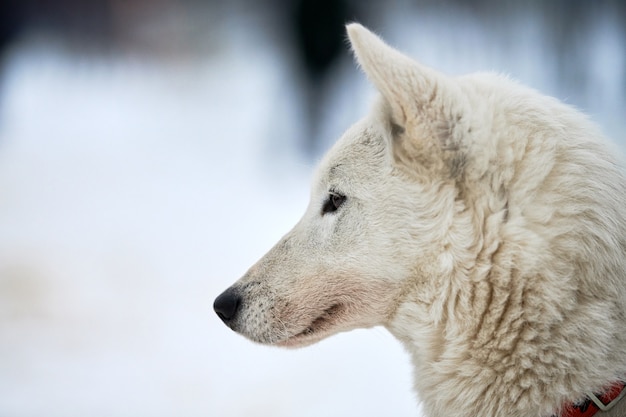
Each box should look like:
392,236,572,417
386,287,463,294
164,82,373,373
213,287,241,323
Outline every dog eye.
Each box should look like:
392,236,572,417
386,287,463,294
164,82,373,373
322,192,346,215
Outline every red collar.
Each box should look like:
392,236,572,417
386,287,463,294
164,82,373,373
555,382,626,417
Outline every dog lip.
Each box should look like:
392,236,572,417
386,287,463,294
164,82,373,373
297,303,343,336
276,303,345,347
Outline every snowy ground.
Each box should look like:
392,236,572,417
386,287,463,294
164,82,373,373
0,26,416,417
0,6,624,417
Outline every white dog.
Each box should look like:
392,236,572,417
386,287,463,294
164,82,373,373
215,24,626,417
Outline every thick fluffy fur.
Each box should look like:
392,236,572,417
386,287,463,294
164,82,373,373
215,24,626,417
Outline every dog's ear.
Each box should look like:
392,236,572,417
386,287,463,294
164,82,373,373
347,23,467,178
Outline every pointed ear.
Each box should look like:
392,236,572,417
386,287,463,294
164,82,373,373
347,23,468,178
347,23,448,128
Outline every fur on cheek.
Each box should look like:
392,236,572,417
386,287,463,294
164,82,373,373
273,273,402,340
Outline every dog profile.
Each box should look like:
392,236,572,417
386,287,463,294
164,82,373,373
215,24,626,417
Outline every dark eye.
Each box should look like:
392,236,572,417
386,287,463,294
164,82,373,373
322,192,346,215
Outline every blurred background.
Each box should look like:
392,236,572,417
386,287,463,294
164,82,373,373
0,1,624,416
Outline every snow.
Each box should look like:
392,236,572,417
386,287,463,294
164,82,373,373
0,32,416,417
0,8,623,417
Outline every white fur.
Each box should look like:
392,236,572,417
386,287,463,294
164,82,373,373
216,24,626,417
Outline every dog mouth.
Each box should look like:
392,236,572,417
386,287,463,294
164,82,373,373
276,303,345,347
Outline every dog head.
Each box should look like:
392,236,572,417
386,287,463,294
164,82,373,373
214,24,475,348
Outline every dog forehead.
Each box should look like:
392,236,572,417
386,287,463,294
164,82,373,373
314,119,389,189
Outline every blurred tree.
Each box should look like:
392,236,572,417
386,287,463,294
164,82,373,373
291,0,354,154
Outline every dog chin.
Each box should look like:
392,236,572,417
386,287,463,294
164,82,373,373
274,332,327,348
274,303,347,348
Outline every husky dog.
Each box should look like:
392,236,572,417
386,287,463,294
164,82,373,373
215,24,626,417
